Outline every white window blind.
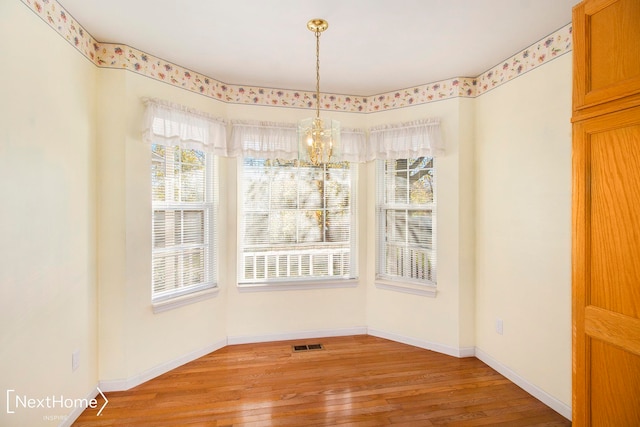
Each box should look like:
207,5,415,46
151,144,216,301
240,158,357,284
376,157,435,284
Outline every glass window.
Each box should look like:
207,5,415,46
239,158,357,284
151,144,216,300
376,157,436,284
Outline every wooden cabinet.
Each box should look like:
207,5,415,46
572,0,640,425
572,0,640,115
572,106,640,426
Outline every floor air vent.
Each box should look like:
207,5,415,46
292,343,324,352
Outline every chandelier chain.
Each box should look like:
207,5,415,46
315,30,321,120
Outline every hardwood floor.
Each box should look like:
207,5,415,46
73,335,570,426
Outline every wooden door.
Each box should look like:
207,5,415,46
573,105,640,426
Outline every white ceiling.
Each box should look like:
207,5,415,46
57,0,579,96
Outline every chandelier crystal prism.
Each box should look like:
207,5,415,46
298,19,340,166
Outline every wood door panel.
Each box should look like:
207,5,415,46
590,123,640,317
585,306,640,357
573,0,640,110
590,338,640,426
573,105,640,425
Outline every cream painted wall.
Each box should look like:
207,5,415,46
364,99,476,353
474,55,572,406
97,71,230,383
0,2,98,426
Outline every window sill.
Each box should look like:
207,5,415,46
375,279,437,297
237,279,359,292
152,286,220,313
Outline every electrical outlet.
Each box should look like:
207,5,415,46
495,319,504,335
72,350,80,372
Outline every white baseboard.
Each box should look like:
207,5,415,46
98,338,227,392
367,328,476,358
58,384,99,427
474,347,572,421
227,326,368,345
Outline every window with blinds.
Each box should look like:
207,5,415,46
151,144,216,300
240,158,357,284
376,157,435,285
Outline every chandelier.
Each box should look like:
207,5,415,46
298,19,340,166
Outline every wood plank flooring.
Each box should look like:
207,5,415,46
73,335,570,426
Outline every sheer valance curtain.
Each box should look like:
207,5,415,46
367,118,444,161
142,98,228,154
229,121,369,162
228,121,298,160
226,119,444,161
142,99,444,160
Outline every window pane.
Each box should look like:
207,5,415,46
385,245,405,277
182,249,205,286
387,210,407,243
408,211,432,246
153,210,167,248
271,167,298,209
244,168,269,209
409,165,434,204
240,158,355,282
269,210,297,244
151,146,166,202
181,149,204,166
312,253,329,276
181,164,205,202
299,167,323,208
152,253,178,294
393,159,409,171
391,172,408,204
182,210,205,245
326,169,350,208
298,210,323,243
244,213,269,245
327,210,349,243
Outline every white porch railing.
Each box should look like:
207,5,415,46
385,243,434,282
242,247,350,281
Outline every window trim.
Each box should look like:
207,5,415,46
374,279,437,298
237,278,359,292
152,286,220,313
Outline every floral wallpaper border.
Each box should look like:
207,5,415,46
21,0,572,113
